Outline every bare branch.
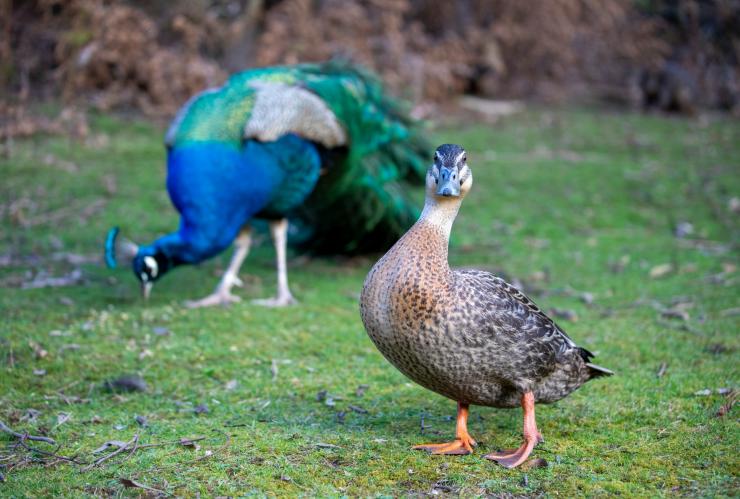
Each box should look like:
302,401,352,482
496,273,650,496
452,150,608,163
0,420,56,445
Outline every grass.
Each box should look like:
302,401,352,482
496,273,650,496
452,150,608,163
1,106,738,497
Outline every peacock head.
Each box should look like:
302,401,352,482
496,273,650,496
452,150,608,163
427,144,473,200
132,249,170,299
105,227,169,300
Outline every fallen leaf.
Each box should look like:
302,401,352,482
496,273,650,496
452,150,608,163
56,412,71,427
579,292,595,305
649,263,673,279
715,390,736,417
728,196,740,213
355,384,369,397
152,326,170,336
104,375,148,393
661,308,690,321
694,389,712,396
348,404,368,414
180,437,202,451
610,254,631,273
22,269,84,289
720,307,740,317
673,221,694,238
28,341,48,359
134,415,148,427
21,409,41,422
93,440,128,453
656,363,668,378
520,457,549,470
119,478,166,496
225,379,238,391
33,369,46,376
194,403,209,415
59,343,81,354
528,270,548,283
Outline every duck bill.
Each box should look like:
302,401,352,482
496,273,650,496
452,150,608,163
141,282,153,300
436,179,461,197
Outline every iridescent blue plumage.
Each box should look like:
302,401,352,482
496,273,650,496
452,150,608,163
140,135,320,266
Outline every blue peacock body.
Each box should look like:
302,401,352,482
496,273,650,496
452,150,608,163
106,63,429,304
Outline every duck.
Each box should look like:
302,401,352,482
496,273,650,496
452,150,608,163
360,144,612,468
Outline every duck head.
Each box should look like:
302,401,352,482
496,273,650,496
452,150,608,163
427,144,473,200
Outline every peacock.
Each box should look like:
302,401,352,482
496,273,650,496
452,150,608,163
105,62,429,307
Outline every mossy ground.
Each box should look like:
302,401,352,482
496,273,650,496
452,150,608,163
1,107,738,497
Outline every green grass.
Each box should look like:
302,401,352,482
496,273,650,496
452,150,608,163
1,107,738,497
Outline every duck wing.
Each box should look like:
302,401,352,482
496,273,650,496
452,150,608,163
454,269,593,376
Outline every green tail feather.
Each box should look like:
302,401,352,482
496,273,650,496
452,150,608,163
293,62,431,253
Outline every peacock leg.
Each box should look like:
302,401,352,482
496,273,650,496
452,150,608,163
484,392,542,468
413,402,477,455
185,227,252,308
253,218,297,307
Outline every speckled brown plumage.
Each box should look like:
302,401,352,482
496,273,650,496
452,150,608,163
360,143,612,467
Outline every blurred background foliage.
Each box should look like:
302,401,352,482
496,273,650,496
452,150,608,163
1,0,738,128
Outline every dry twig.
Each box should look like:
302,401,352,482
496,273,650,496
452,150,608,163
0,420,56,445
82,434,138,472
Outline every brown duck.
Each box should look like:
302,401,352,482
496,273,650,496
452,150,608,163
360,144,612,468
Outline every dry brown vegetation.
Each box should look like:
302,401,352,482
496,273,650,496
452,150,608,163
1,0,738,120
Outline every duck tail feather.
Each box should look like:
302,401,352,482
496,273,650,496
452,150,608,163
587,363,614,378
577,347,595,362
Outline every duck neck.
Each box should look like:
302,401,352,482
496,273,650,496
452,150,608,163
418,196,461,242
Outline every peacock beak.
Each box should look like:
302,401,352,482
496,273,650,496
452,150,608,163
436,167,461,197
141,281,153,300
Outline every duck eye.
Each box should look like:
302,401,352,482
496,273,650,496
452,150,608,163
462,155,467,162
435,178,438,184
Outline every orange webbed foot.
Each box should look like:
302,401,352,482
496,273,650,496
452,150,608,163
485,392,541,469
413,402,477,456
413,435,477,455
484,437,537,468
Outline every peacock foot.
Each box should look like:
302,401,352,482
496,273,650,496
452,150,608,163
413,434,477,456
185,291,241,308
251,294,297,307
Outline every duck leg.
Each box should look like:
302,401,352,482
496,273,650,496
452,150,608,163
253,218,297,307
413,402,477,455
186,227,252,308
485,392,543,468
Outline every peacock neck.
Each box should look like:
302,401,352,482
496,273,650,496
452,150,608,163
145,233,184,269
